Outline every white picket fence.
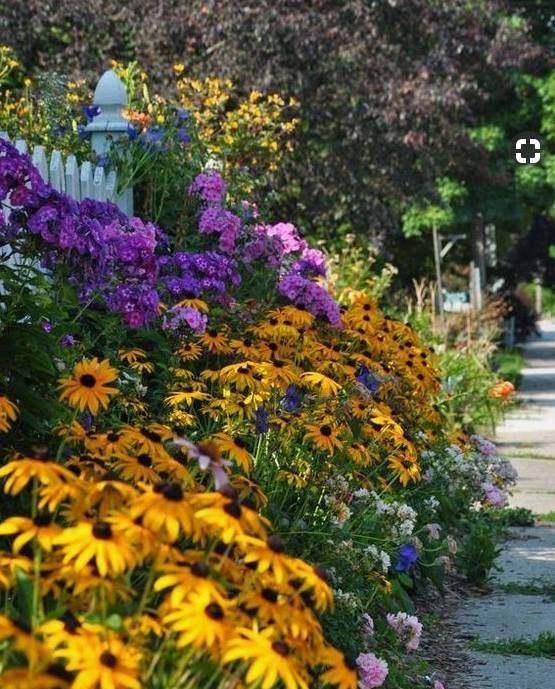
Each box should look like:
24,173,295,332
0,69,133,222
0,132,120,218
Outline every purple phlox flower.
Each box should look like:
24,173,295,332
255,406,269,434
189,171,226,205
162,305,207,334
77,124,89,139
60,334,77,347
278,271,342,328
82,105,101,123
198,206,241,254
395,543,419,573
40,318,53,333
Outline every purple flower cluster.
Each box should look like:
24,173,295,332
243,222,307,268
189,171,226,205
162,304,208,334
278,272,342,328
0,139,161,327
159,250,241,299
198,206,241,254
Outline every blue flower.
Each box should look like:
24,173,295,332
126,123,138,140
175,107,190,121
255,407,269,434
82,105,101,123
176,127,191,144
96,154,109,168
77,124,90,140
140,127,167,152
356,366,380,395
395,543,419,573
281,385,301,412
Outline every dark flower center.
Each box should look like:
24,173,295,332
243,338,252,347
137,453,153,467
191,562,209,578
160,482,183,501
267,535,285,553
204,603,224,620
92,521,113,540
141,427,162,443
100,651,118,668
61,611,81,634
320,425,332,437
223,500,242,519
107,432,120,442
238,366,251,374
272,641,290,657
208,328,219,337
261,587,278,603
33,514,52,527
79,374,96,388
233,437,247,449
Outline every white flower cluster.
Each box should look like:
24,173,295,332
364,544,391,573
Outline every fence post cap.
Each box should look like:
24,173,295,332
93,69,127,107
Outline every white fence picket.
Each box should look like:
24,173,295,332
93,165,106,202
79,161,93,201
31,145,48,180
65,155,80,201
49,150,65,193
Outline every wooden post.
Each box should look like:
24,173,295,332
432,225,445,332
86,69,133,215
473,213,487,292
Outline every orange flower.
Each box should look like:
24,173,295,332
489,381,515,399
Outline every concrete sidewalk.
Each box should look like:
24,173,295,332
496,319,555,515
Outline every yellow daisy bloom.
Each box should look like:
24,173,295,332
320,646,358,689
223,625,309,689
164,590,232,650
300,371,342,396
129,483,197,543
58,358,118,414
55,633,141,689
0,395,18,432
0,456,76,495
213,432,253,472
0,515,61,553
303,423,343,453
55,520,138,577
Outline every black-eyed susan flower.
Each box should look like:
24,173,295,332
0,395,18,432
223,625,309,689
0,552,32,588
0,456,76,495
0,615,46,668
213,432,253,472
54,633,141,689
300,371,341,396
198,327,231,354
58,358,118,414
112,454,160,484
164,590,232,650
120,424,172,460
154,560,228,607
236,535,295,584
129,483,196,543
303,423,343,453
55,520,138,577
0,515,61,552
176,341,203,361
319,646,358,689
260,359,298,388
